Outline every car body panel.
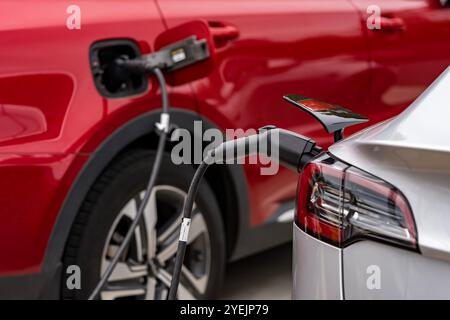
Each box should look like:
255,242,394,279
351,0,450,123
0,0,172,274
343,240,450,299
292,225,450,300
292,224,342,300
329,67,450,262
157,0,372,226
294,67,450,299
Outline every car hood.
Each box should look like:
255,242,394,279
329,66,450,261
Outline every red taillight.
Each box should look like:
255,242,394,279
298,156,347,245
297,155,417,250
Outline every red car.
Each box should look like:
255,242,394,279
0,0,449,299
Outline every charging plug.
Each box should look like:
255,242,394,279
168,126,322,299
206,126,322,171
115,36,210,75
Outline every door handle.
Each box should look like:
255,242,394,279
375,16,406,32
208,21,239,44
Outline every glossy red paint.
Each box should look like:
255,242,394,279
350,0,450,123
0,0,449,278
0,0,170,274
157,0,372,224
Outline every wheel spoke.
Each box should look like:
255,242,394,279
188,214,207,243
100,285,146,300
156,234,178,264
140,190,158,260
102,262,147,282
182,265,207,295
145,277,157,300
121,198,137,219
156,269,196,300
177,283,196,300
99,262,147,300
120,198,144,262
106,243,119,258
133,227,144,262
157,212,183,243
156,213,207,264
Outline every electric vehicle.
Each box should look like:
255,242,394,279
0,0,449,300
293,67,450,299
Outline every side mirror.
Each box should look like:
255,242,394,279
154,20,217,86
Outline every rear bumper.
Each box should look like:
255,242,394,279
292,223,343,300
293,223,450,299
343,241,450,299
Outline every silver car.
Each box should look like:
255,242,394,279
293,66,450,299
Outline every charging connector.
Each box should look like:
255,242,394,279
258,126,322,171
167,127,322,299
115,36,210,75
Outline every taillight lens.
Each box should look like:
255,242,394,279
297,156,346,245
297,154,417,250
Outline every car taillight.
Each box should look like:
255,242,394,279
297,154,417,250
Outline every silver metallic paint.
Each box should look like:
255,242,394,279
329,67,450,262
294,67,450,299
343,241,450,299
292,224,342,300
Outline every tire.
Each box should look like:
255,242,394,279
62,149,226,300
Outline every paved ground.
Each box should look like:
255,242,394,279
221,244,292,300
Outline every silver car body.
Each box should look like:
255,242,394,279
293,66,450,299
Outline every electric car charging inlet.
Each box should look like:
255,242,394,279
89,21,216,300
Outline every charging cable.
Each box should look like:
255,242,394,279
89,68,169,300
89,35,210,300
167,128,321,299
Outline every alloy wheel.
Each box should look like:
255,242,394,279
100,185,211,300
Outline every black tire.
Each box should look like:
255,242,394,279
62,149,225,300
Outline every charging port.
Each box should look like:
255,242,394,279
90,39,148,98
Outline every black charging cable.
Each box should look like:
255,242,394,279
89,35,210,299
89,67,170,300
167,128,321,299
167,160,209,300
167,134,264,299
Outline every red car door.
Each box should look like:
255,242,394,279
157,0,370,225
351,0,450,123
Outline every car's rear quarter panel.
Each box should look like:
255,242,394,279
328,69,450,298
